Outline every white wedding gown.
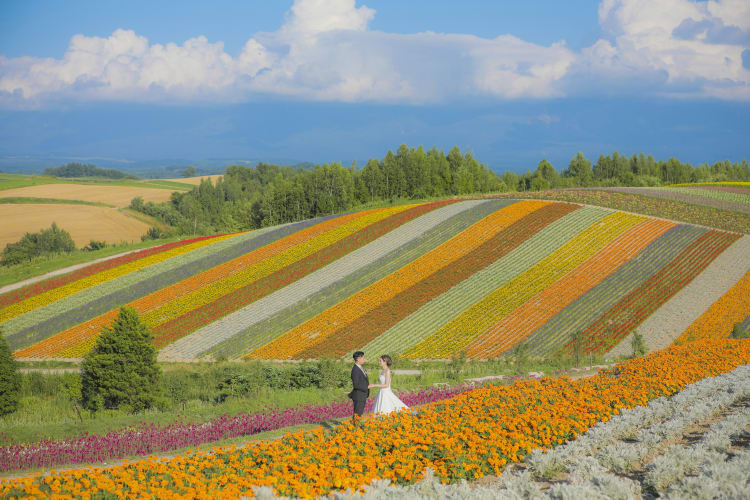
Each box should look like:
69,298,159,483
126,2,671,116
371,371,408,415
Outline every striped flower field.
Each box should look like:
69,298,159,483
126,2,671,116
2,197,749,360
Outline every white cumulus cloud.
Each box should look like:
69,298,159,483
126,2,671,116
1,0,749,108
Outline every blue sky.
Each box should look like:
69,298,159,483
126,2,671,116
0,0,748,174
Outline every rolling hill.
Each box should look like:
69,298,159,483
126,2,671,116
2,195,748,361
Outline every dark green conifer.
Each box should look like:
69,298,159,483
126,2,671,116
81,307,161,413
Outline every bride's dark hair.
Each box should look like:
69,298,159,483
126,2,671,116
380,355,392,367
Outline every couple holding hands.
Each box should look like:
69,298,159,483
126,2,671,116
348,351,408,419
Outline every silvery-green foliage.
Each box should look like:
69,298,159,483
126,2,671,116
546,483,609,500
321,468,532,500
564,456,641,499
528,448,565,478
595,442,647,474
567,457,608,484
302,367,750,500
644,444,721,493
587,472,641,500
498,470,543,500
702,406,750,452
664,449,750,500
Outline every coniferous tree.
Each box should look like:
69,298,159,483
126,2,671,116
0,327,21,416
81,307,161,413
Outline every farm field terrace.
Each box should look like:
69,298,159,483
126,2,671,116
0,338,748,498
0,204,154,249
2,198,749,361
0,183,178,207
0,173,192,193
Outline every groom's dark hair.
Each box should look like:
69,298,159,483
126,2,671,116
353,351,364,361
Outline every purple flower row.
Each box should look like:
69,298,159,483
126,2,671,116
0,384,472,473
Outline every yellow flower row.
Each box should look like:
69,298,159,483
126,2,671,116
406,211,644,358
248,201,551,359
676,268,750,342
0,234,238,323
140,205,414,328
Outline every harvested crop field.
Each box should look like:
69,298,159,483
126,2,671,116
0,204,151,248
164,174,223,186
0,183,177,207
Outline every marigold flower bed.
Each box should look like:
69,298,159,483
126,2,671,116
2,338,748,499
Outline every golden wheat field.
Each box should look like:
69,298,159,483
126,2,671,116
0,183,177,207
0,204,151,248
164,174,224,186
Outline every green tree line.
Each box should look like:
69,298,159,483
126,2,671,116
502,152,749,191
131,145,504,234
43,162,137,180
130,146,749,235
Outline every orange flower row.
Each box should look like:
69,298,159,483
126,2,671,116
2,338,748,499
677,268,750,342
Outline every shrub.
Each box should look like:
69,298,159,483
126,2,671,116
141,226,166,241
631,332,648,357
1,222,75,265
0,328,21,416
83,240,108,251
81,307,161,413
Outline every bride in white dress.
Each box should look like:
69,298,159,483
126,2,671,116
369,355,409,415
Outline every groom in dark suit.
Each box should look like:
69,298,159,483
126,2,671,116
348,351,369,421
